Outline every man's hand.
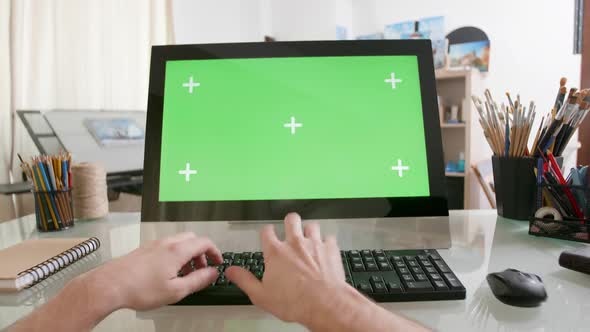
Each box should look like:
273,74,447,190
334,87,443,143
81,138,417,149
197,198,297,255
225,213,430,332
225,213,348,325
84,232,223,311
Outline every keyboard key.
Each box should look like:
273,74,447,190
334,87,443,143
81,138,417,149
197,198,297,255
378,262,392,271
373,249,385,257
404,255,415,261
430,273,442,281
365,262,379,271
223,258,232,265
376,256,387,263
352,262,365,272
350,257,362,264
415,274,428,281
364,258,377,265
425,267,437,274
386,281,403,293
401,274,414,282
434,260,451,273
370,275,383,283
443,273,463,289
398,267,409,274
392,256,402,261
433,280,448,291
394,261,406,268
372,281,387,293
222,252,234,259
254,271,263,280
420,260,433,267
251,265,263,272
253,252,263,259
408,261,419,267
241,252,252,259
361,249,373,257
246,259,256,265
405,281,434,292
232,259,244,266
428,252,441,260
411,267,424,274
417,255,428,260
348,250,361,258
356,282,373,293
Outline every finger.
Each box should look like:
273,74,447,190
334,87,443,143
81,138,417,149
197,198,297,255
324,235,341,257
172,267,219,297
193,254,208,269
171,237,223,265
225,266,263,303
303,222,321,241
284,212,303,242
260,224,280,253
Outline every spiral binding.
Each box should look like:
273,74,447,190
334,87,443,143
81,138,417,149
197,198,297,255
16,237,101,289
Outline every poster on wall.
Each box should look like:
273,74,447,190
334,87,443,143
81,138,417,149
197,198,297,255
448,40,490,72
384,16,446,69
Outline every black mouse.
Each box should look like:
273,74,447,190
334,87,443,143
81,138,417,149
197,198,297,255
486,268,547,307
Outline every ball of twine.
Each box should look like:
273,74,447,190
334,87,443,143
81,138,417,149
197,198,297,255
71,163,109,220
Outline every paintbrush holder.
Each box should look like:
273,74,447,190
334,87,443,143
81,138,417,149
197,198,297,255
33,189,74,232
492,156,563,220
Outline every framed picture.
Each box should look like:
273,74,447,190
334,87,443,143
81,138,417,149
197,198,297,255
448,40,490,72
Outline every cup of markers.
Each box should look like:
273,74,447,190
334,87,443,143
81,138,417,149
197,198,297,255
19,154,74,232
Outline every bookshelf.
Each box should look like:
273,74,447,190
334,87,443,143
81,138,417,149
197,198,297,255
435,68,485,209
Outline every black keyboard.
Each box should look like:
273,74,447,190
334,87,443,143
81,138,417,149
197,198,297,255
175,249,465,305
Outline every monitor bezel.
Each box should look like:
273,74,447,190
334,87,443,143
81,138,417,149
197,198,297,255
142,40,448,221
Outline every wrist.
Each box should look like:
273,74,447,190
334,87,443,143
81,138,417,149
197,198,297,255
65,271,123,325
303,283,372,332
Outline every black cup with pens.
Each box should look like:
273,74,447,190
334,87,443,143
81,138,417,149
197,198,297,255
19,153,75,232
472,80,586,221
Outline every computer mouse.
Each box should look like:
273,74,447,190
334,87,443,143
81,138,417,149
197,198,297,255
486,269,547,307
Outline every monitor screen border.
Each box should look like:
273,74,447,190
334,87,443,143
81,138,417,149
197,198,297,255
142,40,447,221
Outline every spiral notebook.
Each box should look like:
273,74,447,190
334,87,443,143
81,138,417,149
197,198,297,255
0,237,100,292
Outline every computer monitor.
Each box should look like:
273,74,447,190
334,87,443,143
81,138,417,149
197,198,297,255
141,40,447,222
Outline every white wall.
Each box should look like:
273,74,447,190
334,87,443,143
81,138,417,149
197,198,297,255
173,0,266,44
173,0,353,43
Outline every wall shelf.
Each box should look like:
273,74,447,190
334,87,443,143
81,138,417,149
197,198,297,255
435,68,485,209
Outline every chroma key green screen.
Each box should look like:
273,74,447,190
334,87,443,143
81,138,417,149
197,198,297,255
159,55,430,202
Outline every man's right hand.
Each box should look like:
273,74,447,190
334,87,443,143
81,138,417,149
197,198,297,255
225,213,430,332
225,212,348,326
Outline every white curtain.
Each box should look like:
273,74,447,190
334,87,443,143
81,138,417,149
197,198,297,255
0,0,173,218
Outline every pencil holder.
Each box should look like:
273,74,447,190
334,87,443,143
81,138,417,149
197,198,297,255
33,189,74,232
492,156,537,220
492,156,564,220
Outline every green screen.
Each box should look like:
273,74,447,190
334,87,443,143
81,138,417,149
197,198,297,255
159,55,430,202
